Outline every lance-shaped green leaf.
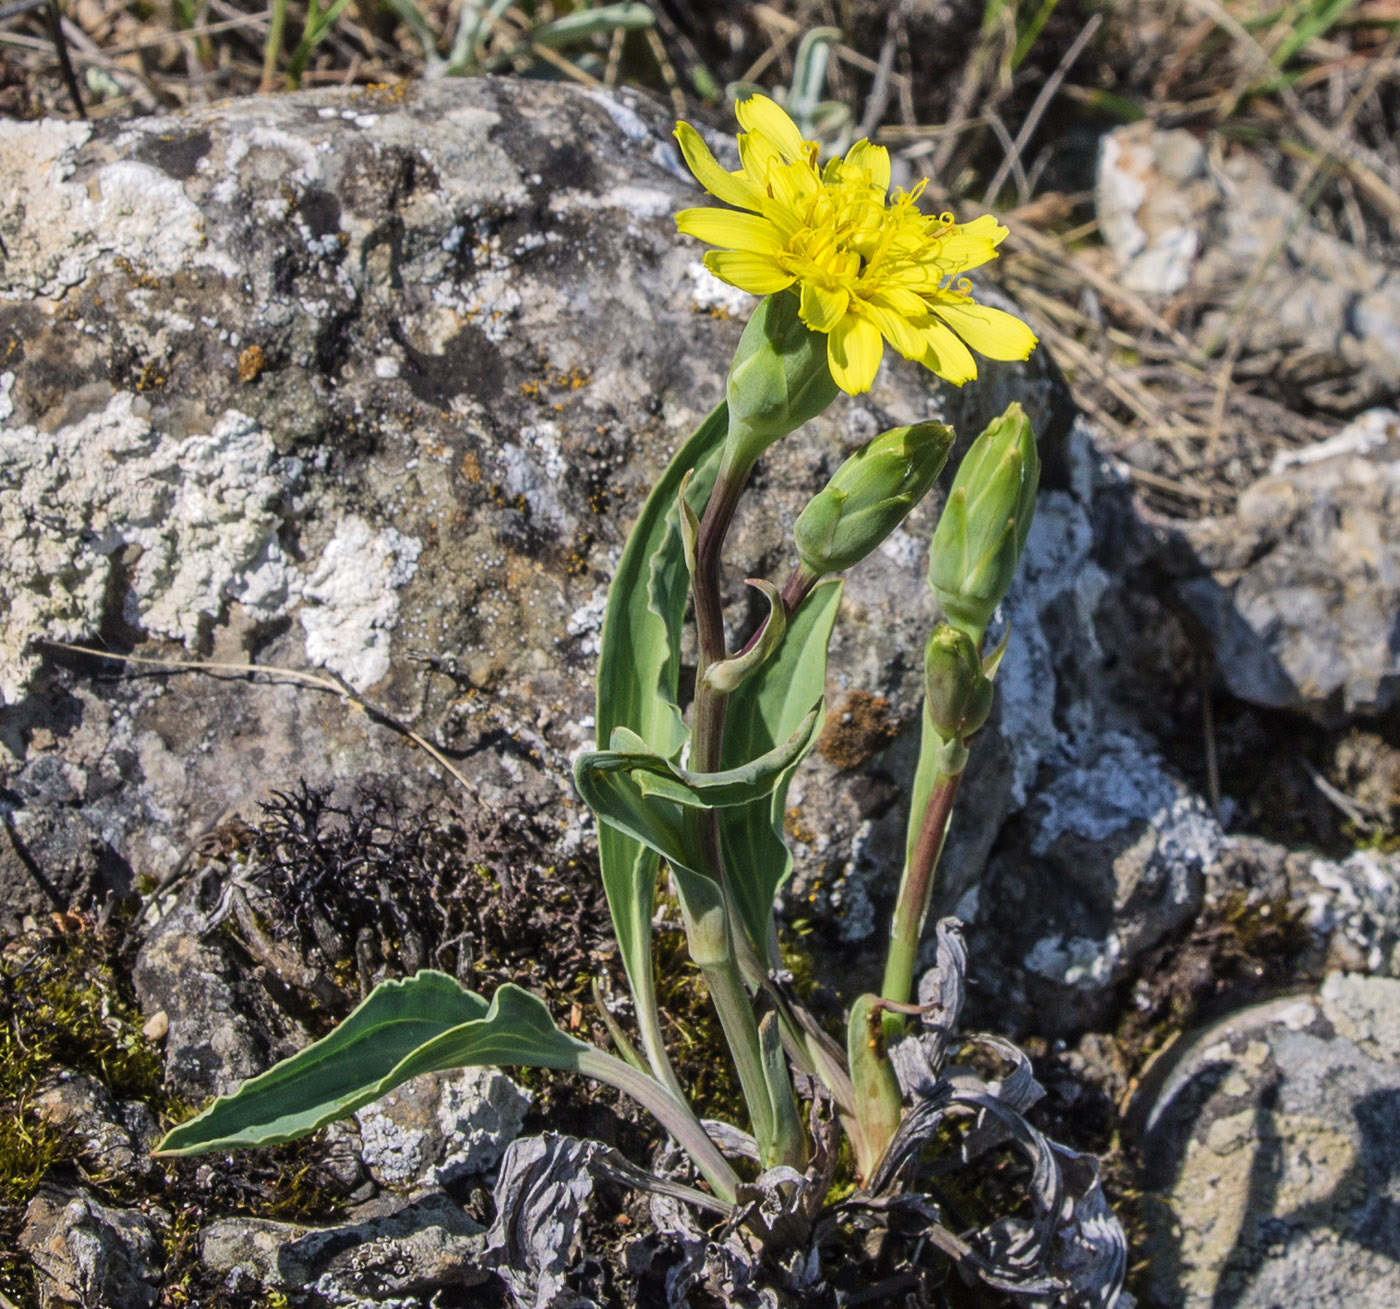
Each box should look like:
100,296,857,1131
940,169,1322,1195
591,706,819,811
155,973,590,1156
593,403,727,1089
718,579,844,966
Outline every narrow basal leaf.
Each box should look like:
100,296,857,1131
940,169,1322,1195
719,578,843,965
156,973,590,1156
593,402,727,1083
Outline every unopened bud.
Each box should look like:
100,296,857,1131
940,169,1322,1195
793,422,954,576
924,624,993,746
928,403,1039,645
725,293,840,469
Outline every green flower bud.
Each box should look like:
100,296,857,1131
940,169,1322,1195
928,402,1039,645
924,623,994,745
724,293,840,469
793,421,955,577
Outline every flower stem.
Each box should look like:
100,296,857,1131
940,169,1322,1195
880,768,962,1037
684,440,805,1170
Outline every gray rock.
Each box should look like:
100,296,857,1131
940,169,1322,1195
20,1184,164,1309
355,1065,533,1190
200,1188,491,1305
0,800,131,934
1175,409,1400,718
132,898,311,1098
1097,124,1400,409
1135,976,1400,1308
33,1070,158,1177
0,76,1082,987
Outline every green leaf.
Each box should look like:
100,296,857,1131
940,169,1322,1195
592,404,727,1072
592,707,819,811
155,973,589,1157
718,579,844,965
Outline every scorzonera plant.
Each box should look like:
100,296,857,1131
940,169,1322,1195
157,97,1093,1284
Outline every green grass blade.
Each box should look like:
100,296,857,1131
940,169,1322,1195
532,3,655,49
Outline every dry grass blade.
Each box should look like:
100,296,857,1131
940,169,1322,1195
39,640,480,797
984,12,1102,204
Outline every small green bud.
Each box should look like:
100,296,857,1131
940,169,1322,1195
724,293,840,469
924,624,994,746
928,402,1039,646
793,421,955,576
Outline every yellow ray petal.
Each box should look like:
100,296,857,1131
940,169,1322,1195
864,302,931,362
865,286,928,319
934,300,1038,360
828,313,884,394
673,122,764,211
736,131,781,185
800,280,849,333
934,215,1008,272
676,208,784,255
704,250,796,295
841,139,891,195
734,95,807,161
920,321,979,386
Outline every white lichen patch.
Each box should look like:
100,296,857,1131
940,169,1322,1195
565,586,608,657
686,261,754,317
0,120,234,298
0,391,299,705
300,515,421,691
431,1067,533,1185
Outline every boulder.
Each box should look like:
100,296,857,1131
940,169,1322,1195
1097,123,1400,410
1175,409,1400,719
1136,975,1400,1307
20,1185,164,1309
0,75,1242,1044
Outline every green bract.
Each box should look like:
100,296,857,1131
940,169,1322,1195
724,292,840,470
928,402,1039,646
923,623,994,746
793,421,954,576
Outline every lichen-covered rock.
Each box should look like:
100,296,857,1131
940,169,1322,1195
355,1065,533,1190
200,1189,491,1304
1175,410,1400,719
1137,976,1400,1307
33,1070,158,1177
0,75,1077,979
20,1185,164,1309
0,76,1249,1044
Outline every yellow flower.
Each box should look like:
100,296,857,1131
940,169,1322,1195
674,96,1038,395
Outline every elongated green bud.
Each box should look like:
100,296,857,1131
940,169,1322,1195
724,293,840,469
928,403,1039,646
793,421,954,576
924,624,993,750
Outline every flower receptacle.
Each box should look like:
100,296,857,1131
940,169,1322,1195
724,293,840,471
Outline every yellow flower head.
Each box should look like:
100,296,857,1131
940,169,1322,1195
674,97,1038,395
